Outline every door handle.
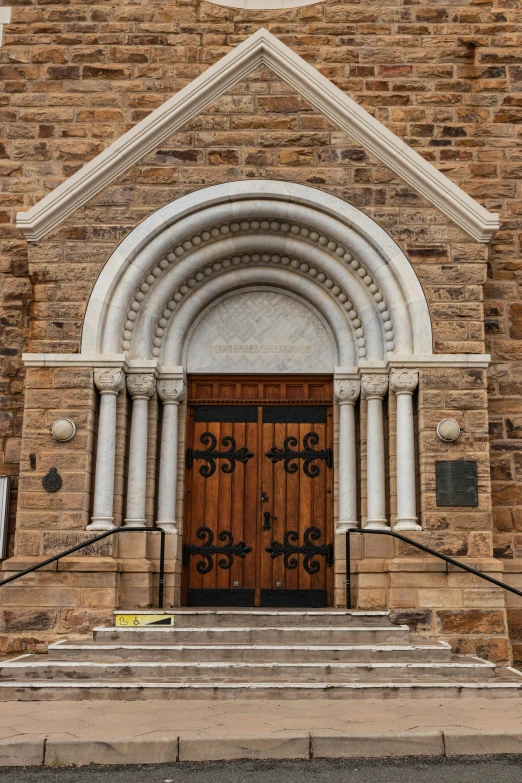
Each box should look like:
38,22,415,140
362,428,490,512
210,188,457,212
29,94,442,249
263,511,277,531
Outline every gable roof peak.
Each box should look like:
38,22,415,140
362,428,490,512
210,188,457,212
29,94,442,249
16,27,498,243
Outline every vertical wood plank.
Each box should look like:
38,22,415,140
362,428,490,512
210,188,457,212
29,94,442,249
298,421,313,592
285,422,300,592
261,420,274,592
243,418,258,591
273,421,286,591
217,420,232,590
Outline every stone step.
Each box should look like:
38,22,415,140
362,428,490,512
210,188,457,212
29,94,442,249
1,677,521,702
48,640,453,663
116,610,395,628
93,625,410,646
0,657,496,683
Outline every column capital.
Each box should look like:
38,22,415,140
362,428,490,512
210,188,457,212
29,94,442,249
94,367,125,395
361,374,388,400
390,368,419,395
334,379,360,405
158,378,185,405
126,373,156,400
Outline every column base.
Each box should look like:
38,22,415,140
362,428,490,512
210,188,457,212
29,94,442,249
86,517,116,531
364,519,389,530
156,521,179,535
394,518,422,531
336,521,359,533
123,519,148,529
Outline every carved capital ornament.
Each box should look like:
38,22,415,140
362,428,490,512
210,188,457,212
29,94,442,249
334,379,361,405
361,374,389,400
157,379,185,404
390,368,419,395
94,368,125,395
126,373,156,400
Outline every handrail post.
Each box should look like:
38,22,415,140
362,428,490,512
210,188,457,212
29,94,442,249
345,530,351,609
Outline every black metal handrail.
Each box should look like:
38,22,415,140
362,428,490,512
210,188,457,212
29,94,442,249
0,527,166,609
345,528,522,609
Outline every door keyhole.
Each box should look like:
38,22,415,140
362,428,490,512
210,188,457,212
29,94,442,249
263,511,277,531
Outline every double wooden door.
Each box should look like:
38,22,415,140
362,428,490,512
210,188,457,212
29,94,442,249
183,377,333,607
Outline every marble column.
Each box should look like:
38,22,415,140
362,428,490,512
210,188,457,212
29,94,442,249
361,374,389,530
157,378,185,534
87,368,125,531
124,373,156,529
334,379,360,531
390,368,421,531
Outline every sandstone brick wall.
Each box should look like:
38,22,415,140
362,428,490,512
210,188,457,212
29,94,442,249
1,0,522,652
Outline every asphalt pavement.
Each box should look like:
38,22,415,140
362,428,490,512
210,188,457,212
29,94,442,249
0,757,522,783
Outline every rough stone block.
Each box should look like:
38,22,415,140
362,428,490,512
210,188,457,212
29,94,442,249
80,588,117,608
418,589,462,608
389,588,418,608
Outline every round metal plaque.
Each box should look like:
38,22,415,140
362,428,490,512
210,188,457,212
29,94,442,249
42,468,62,493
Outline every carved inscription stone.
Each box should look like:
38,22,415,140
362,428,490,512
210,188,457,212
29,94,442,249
42,532,113,557
186,291,335,373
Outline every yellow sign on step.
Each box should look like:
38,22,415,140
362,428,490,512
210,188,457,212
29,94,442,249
114,613,174,627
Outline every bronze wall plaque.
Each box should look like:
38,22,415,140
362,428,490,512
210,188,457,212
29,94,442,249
436,460,478,507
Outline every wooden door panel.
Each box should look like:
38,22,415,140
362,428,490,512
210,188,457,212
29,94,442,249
261,411,332,602
184,407,257,604
184,379,333,607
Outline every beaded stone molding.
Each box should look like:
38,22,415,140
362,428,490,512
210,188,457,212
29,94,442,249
121,220,395,359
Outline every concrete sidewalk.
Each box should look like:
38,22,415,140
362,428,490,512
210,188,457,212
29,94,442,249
1,697,522,767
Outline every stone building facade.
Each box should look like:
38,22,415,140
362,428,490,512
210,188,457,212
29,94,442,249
0,0,522,663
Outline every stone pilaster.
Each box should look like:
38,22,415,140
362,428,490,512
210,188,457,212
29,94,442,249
157,378,185,534
335,379,360,532
88,368,125,531
390,369,420,531
124,374,156,529
361,374,389,530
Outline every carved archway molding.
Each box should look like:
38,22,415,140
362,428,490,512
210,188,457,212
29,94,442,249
78,181,432,368
23,181,490,378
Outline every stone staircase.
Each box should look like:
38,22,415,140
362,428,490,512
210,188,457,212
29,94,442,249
1,609,521,700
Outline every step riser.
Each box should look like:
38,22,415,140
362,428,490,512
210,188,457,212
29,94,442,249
0,664,494,682
0,684,519,701
158,614,394,628
2,611,512,704
50,647,453,663
93,629,409,645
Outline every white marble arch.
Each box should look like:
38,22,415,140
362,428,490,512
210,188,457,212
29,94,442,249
80,181,436,535
81,180,433,365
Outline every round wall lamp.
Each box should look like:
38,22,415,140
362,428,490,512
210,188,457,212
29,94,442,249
51,418,76,442
436,418,460,442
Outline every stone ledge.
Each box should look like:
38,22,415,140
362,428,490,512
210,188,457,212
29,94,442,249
1,557,121,574
354,557,505,574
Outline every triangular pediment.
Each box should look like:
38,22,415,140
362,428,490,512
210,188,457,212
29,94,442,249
16,28,498,243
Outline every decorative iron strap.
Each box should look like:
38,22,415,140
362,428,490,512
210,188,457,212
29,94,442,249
265,527,333,574
183,526,252,574
187,432,254,477
265,432,332,478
